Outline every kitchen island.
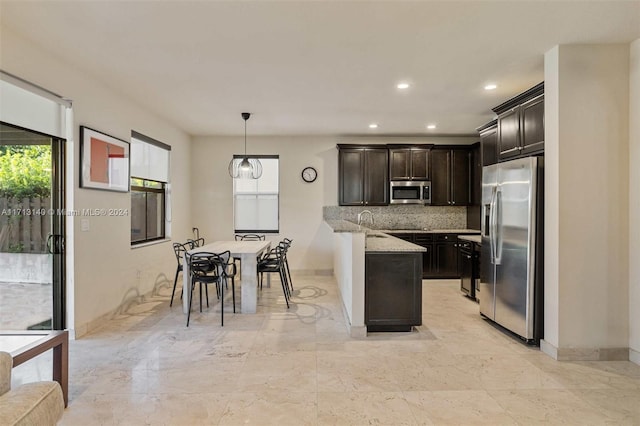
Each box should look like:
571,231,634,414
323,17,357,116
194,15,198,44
325,220,426,336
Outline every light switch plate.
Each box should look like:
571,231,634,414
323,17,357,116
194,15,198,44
81,218,90,232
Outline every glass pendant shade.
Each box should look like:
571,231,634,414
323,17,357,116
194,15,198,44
229,112,262,179
228,157,263,179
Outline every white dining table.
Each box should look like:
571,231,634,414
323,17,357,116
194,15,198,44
182,240,271,314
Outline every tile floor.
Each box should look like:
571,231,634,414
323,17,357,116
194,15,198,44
55,276,640,425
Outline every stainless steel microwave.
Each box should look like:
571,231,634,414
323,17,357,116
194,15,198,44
390,181,431,205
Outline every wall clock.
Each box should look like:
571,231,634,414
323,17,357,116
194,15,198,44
301,166,318,183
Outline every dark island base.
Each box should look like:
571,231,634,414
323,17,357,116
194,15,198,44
367,325,415,332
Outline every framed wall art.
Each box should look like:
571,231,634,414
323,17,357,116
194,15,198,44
80,126,130,192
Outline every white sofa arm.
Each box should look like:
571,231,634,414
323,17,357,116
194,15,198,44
0,352,64,426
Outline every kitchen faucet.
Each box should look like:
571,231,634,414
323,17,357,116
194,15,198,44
357,210,374,227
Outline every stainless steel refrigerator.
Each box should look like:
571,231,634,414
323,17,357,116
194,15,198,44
480,156,544,343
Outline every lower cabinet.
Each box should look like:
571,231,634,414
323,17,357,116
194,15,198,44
414,234,433,277
432,234,460,278
365,252,422,332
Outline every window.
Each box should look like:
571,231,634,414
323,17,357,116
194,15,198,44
233,156,279,233
131,178,165,243
130,131,170,245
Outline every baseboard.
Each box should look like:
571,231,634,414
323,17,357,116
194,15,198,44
73,309,113,339
630,348,640,366
291,269,333,276
540,339,558,359
349,325,367,338
540,340,629,361
72,287,155,339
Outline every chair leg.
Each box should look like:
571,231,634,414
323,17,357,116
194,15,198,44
280,266,291,299
199,283,203,312
231,279,236,313
279,269,290,308
187,280,195,326
221,277,224,327
170,266,180,307
205,283,209,308
285,258,294,292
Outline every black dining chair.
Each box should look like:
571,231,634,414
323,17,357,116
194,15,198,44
279,238,294,293
185,251,236,326
170,242,189,307
233,234,266,272
234,234,265,241
257,246,290,308
187,237,205,249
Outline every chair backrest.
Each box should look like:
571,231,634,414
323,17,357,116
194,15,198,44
235,234,265,241
260,245,284,265
173,242,188,265
186,251,218,277
187,238,205,249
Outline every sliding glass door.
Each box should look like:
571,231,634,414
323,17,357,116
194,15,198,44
0,122,65,330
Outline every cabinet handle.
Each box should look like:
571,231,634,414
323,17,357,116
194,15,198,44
452,201,456,205
454,244,457,247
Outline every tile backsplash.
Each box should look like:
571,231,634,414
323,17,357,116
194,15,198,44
323,205,468,230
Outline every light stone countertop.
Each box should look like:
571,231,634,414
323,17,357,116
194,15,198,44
324,219,367,233
377,228,481,234
324,220,426,252
363,232,426,253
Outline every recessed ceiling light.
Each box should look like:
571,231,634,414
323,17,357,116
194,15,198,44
397,82,410,90
369,123,378,129
426,124,437,130
484,84,497,90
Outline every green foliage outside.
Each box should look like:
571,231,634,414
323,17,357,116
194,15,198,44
0,145,51,198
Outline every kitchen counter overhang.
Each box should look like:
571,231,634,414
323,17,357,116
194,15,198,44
324,220,427,252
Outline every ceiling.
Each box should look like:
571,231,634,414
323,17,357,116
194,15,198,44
1,1,639,137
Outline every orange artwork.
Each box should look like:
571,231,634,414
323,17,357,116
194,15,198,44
90,137,125,183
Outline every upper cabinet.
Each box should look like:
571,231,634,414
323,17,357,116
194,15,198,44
430,147,471,206
477,120,498,166
493,82,544,161
388,146,432,180
338,145,389,206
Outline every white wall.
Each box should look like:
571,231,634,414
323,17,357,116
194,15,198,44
543,44,630,360
629,39,640,365
0,28,193,336
190,135,477,274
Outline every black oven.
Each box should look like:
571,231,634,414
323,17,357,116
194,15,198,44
389,181,431,205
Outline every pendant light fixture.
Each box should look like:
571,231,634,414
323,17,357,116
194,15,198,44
228,112,262,179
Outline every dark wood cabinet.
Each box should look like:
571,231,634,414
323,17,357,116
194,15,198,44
478,120,498,166
430,147,471,206
433,234,460,278
365,252,422,332
494,83,544,161
389,146,431,180
497,108,521,160
520,95,545,155
388,232,479,280
338,146,389,206
459,240,475,298
414,233,433,277
467,143,482,231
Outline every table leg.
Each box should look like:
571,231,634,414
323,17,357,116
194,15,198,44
52,337,68,407
240,253,258,313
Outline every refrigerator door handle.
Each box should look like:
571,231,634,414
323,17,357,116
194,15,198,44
489,187,497,263
494,188,503,265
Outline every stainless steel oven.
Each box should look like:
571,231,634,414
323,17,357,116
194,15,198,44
389,181,431,205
